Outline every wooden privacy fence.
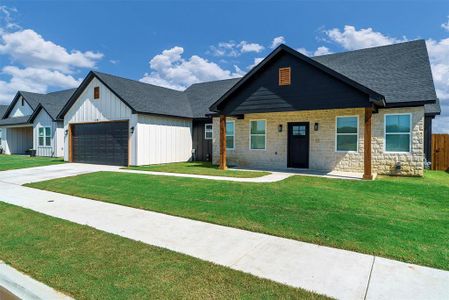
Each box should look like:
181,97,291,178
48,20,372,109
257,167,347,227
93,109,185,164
432,134,449,171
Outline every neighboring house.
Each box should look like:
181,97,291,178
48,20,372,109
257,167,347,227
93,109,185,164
57,71,237,166
209,40,440,177
0,89,76,157
0,105,8,149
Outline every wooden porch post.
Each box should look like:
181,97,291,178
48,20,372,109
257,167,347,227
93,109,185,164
219,115,227,170
363,107,373,180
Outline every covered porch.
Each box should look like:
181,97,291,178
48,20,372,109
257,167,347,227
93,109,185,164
0,125,33,155
215,107,374,180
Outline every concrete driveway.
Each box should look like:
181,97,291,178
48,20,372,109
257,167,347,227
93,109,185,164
0,163,120,185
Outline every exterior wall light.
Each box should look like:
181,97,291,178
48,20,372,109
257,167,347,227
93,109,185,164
314,123,319,131
130,126,135,134
278,124,283,132
64,129,68,136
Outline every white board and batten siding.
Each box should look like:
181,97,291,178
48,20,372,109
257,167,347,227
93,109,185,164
135,114,192,165
32,109,64,157
63,77,134,162
10,96,33,117
2,127,33,154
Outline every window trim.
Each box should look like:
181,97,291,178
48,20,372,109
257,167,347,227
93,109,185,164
249,119,267,151
335,115,359,153
384,113,412,154
226,120,235,150
38,126,52,147
204,123,213,140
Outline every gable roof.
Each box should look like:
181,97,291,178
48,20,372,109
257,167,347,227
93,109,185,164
0,105,8,119
58,71,241,119
210,40,438,113
313,40,438,107
209,44,386,112
0,88,76,126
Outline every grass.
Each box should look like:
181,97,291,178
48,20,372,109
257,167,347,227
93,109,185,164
0,202,325,300
0,155,64,171
27,171,449,271
127,162,270,178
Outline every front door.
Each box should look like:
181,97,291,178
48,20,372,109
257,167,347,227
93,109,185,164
287,122,309,168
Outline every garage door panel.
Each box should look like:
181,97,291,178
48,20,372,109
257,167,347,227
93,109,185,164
72,122,128,166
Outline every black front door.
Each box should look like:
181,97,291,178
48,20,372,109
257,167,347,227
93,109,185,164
287,122,309,168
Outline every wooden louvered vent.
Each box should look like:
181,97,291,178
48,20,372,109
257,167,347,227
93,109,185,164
279,67,291,86
94,86,100,99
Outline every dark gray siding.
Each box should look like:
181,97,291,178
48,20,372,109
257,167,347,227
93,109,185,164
220,53,371,115
192,119,212,162
424,116,433,163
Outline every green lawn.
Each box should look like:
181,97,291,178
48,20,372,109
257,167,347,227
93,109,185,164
127,162,270,178
0,155,64,171
28,171,449,271
0,202,324,300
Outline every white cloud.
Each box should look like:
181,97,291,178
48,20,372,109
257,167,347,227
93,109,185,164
271,36,285,49
0,7,103,104
0,29,103,73
239,41,264,53
325,25,406,50
140,46,242,90
442,16,449,32
297,46,332,56
248,57,264,69
209,40,264,57
0,66,81,102
325,25,448,133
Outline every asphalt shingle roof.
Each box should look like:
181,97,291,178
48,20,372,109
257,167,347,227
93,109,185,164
94,71,192,118
313,40,438,106
0,115,30,126
184,78,241,118
0,105,8,119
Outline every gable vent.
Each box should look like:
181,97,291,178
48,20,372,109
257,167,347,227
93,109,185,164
279,67,291,86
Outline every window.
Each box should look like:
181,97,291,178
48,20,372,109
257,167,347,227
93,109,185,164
204,123,213,140
38,127,51,147
292,125,306,136
226,121,235,150
279,67,291,86
250,120,266,150
385,114,411,152
94,86,100,99
336,116,358,152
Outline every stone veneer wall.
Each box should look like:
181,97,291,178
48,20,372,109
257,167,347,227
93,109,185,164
212,106,424,176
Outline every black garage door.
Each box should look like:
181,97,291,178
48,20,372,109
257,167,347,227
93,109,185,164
72,122,129,166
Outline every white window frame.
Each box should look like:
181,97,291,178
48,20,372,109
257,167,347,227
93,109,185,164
38,126,52,147
335,115,359,153
249,119,267,150
204,123,213,140
226,120,235,150
384,113,412,153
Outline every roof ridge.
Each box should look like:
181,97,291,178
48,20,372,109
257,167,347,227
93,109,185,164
93,71,185,94
313,39,425,58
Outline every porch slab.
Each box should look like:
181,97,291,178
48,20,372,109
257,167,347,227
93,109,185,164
232,167,365,180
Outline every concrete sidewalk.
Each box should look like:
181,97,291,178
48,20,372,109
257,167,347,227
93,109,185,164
1,170,448,299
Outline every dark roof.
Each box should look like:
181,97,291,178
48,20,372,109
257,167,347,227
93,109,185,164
59,71,240,119
29,89,76,121
1,88,76,126
95,71,192,118
0,105,8,119
0,115,31,126
184,78,241,118
313,40,438,106
425,98,441,116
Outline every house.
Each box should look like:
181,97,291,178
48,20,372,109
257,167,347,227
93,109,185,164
4,40,440,178
56,71,238,166
209,40,440,177
0,89,76,157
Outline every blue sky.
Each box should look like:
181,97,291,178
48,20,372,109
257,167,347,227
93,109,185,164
0,1,448,132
